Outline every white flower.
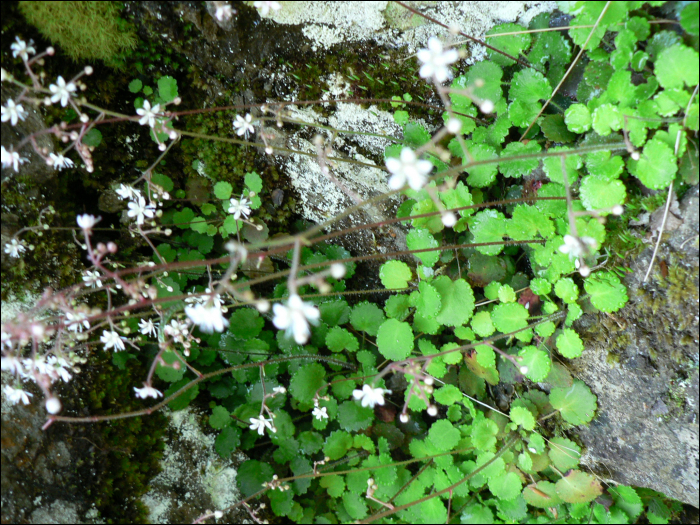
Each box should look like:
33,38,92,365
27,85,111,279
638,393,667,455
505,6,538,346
417,37,459,83
253,1,281,16
136,100,161,129
272,386,286,395
49,153,74,170
10,37,35,60
164,319,189,341
233,114,254,138
1,146,28,172
115,184,142,201
352,384,391,409
312,406,328,420
4,238,26,258
215,3,234,22
249,415,275,435
46,397,62,414
100,330,125,352
46,355,72,382
49,76,77,107
134,383,163,399
185,303,229,333
65,311,90,333
227,196,251,220
76,214,101,231
386,147,433,190
2,99,28,126
139,318,158,337
272,294,320,345
127,196,156,225
82,270,102,288
3,384,33,405
558,234,598,260
1,355,24,375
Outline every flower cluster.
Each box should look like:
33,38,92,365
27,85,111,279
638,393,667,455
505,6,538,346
386,147,433,190
272,294,320,345
115,182,169,228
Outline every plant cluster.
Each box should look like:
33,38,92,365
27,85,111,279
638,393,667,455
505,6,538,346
1,1,697,523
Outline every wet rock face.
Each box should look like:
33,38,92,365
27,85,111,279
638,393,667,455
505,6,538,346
572,186,699,507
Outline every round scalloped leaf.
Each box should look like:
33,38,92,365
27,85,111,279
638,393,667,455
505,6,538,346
337,400,374,432
323,430,353,460
428,420,460,452
610,485,643,521
555,470,603,504
486,23,532,66
460,503,493,524
238,460,274,497
580,175,626,212
471,311,495,337
471,418,499,452
349,301,385,336
325,326,359,353
488,471,523,501
433,276,475,327
214,181,233,200
289,363,326,405
433,384,462,405
407,228,440,267
554,278,578,304
498,284,516,303
414,281,441,319
628,138,678,190
376,319,413,360
319,299,351,327
523,481,562,508
584,271,628,312
556,329,584,358
379,260,412,289
548,436,581,471
466,61,503,105
549,380,597,425
564,104,591,134
499,141,541,178
680,2,699,35
227,308,264,339
540,114,577,143
535,321,556,338
491,302,529,335
529,277,551,296
157,75,178,103
508,99,541,128
469,209,507,256
655,45,700,89
464,143,499,187
518,345,551,382
506,204,555,241
592,104,622,136
510,68,552,104
510,406,536,431
384,294,410,321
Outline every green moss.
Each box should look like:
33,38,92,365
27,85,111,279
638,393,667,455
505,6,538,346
18,1,137,70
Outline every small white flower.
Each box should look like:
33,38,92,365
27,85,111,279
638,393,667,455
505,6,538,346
100,330,125,352
139,318,158,337
2,99,28,126
127,196,156,225
4,238,26,258
49,76,77,107
272,294,320,345
441,212,457,228
330,263,346,279
1,355,24,375
312,406,328,421
49,153,74,170
233,114,255,138
446,118,462,134
3,385,33,405
249,415,275,436
115,184,142,201
215,3,234,22
352,384,391,409
82,270,102,288
417,37,459,83
184,303,229,333
272,385,287,395
558,234,598,260
1,146,28,172
10,37,35,60
134,383,163,399
227,196,251,220
65,311,90,333
164,319,189,341
136,100,161,128
46,396,62,414
253,1,281,16
46,355,72,382
386,147,433,190
76,214,101,231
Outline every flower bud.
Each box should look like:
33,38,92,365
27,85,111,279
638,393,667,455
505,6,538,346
46,396,62,414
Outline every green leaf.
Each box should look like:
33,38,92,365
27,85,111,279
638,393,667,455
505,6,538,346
508,98,541,128
550,380,597,425
244,171,263,194
460,503,494,524
506,204,555,241
394,110,409,125
414,281,442,319
680,2,699,35
556,328,584,359
555,470,603,504
655,45,700,89
498,284,516,303
488,471,523,501
548,436,581,471
319,474,345,498
499,141,541,178
214,181,233,200
298,431,324,455
323,430,353,460
433,384,463,406
554,278,578,304
518,346,551,382
586,150,624,180
237,460,274,497
385,294,411,321
342,491,368,520
428,420,460,452
319,299,350,327
209,405,231,429
349,302,385,336
337,401,374,431
433,276,475,327
407,228,440,267
269,489,293,517
540,114,576,143
529,277,551,296
592,103,622,136
376,319,413,360
523,481,562,508
471,311,495,337
584,271,628,312
510,406,535,430
227,308,264,339
486,23,532,66
173,207,195,229
491,302,529,335
82,128,102,147
463,142,499,187
510,68,552,104
289,363,326,405
628,138,678,190
610,486,643,521
379,260,412,289
529,27,572,66
215,426,241,458
469,209,507,255
404,122,431,148
325,327,359,353
564,103,592,134
471,418,499,452
543,149,582,185
128,79,142,93
466,61,504,106
157,75,178,103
